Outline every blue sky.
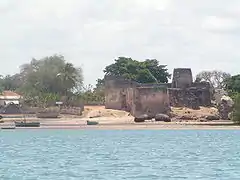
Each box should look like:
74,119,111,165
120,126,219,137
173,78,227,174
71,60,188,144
0,0,240,85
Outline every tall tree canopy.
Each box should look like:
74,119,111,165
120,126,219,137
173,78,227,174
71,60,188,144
225,74,240,93
0,55,83,100
103,57,171,83
0,74,21,92
196,70,231,89
19,55,83,96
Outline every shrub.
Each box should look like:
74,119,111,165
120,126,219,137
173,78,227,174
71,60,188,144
231,93,240,124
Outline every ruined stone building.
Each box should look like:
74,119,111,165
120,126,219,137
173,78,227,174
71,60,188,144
105,77,170,118
105,68,211,117
168,68,211,109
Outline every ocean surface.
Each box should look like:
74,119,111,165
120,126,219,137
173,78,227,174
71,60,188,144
0,130,240,180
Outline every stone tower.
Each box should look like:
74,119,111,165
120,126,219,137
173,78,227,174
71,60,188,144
171,68,193,89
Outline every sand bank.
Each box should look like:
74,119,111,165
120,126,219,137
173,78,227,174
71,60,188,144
1,106,239,130
1,118,239,130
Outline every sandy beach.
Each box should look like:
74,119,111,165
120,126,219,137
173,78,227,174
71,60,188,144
1,117,239,130
1,106,239,130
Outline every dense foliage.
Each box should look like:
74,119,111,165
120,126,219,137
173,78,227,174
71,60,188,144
0,74,21,92
0,55,84,107
85,57,171,105
103,57,171,83
231,93,240,124
224,74,240,123
77,84,105,105
2,54,240,111
20,55,83,96
0,55,107,106
225,74,240,93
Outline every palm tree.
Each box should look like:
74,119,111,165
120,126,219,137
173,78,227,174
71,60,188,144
56,63,83,96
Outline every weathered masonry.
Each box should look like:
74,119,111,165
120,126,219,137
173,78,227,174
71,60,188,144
105,76,169,118
168,68,211,109
104,68,211,117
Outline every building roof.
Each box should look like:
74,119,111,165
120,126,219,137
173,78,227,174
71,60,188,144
1,91,20,96
0,91,22,99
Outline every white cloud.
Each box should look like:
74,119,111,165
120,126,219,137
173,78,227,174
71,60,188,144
0,0,240,85
202,16,239,32
133,0,171,11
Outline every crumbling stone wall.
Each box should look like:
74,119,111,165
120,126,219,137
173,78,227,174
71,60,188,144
195,88,211,106
108,86,135,112
169,69,211,108
0,103,21,114
132,85,170,118
104,76,170,117
125,87,135,112
192,82,211,106
104,68,212,114
105,76,135,110
168,88,200,109
192,82,210,89
168,87,211,109
60,107,84,116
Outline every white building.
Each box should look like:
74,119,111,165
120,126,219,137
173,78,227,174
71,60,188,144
0,91,22,106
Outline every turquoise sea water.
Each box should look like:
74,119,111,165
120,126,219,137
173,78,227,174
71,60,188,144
0,130,240,180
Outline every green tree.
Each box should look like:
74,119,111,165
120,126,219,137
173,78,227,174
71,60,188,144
93,79,105,103
57,62,83,95
225,74,240,93
19,55,83,97
103,57,171,83
0,74,21,91
95,78,105,90
94,78,105,95
231,93,240,124
75,83,105,105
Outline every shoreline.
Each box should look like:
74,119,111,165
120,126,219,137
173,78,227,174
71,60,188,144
1,106,235,130
1,109,239,130
1,121,240,130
